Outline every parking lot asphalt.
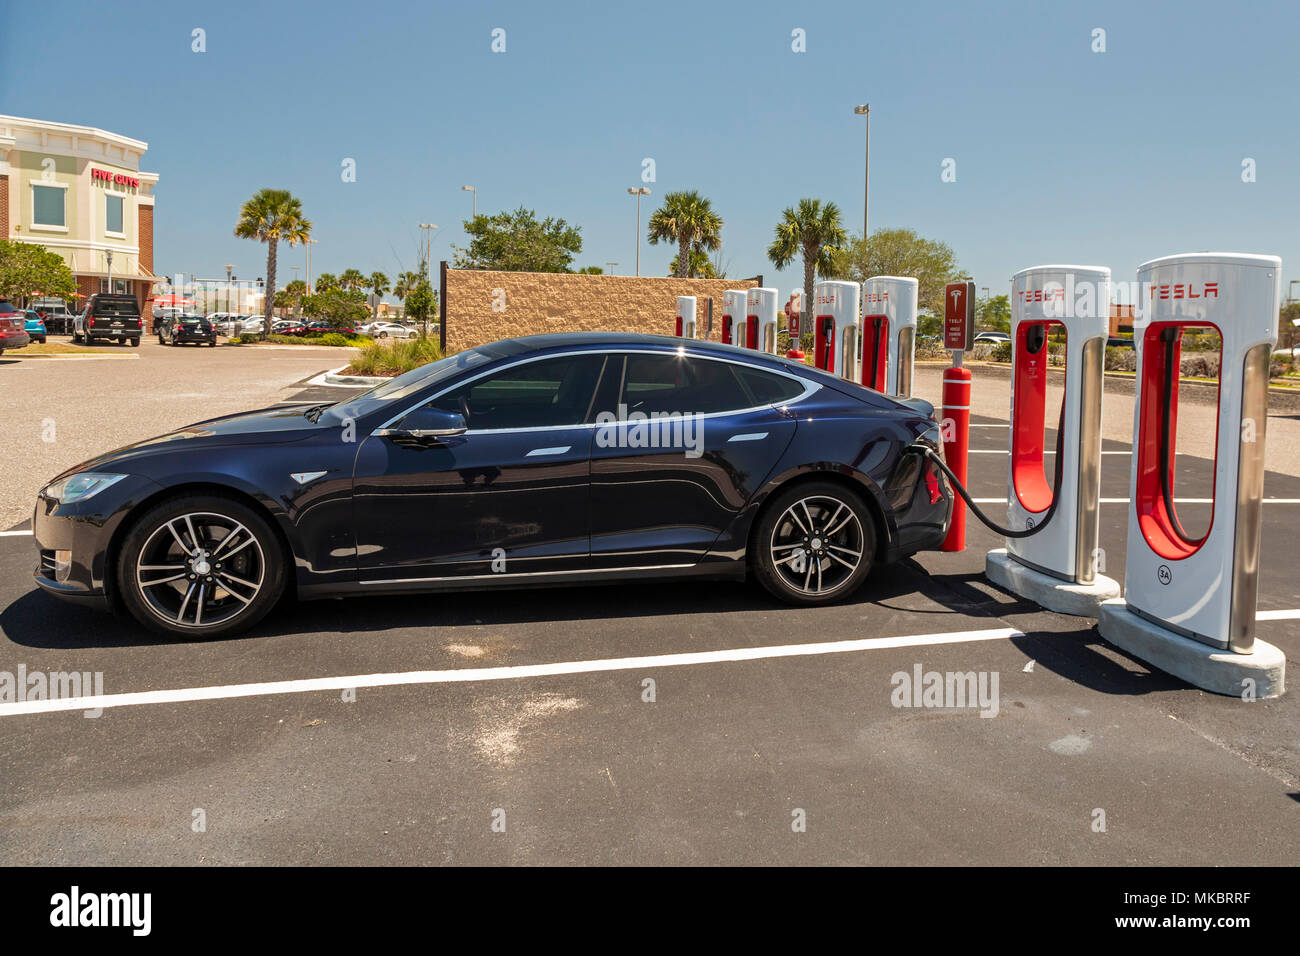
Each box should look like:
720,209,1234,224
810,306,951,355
1,348,1297,865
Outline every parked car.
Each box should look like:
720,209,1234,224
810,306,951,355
30,297,77,335
157,313,217,347
23,310,48,344
0,299,31,353
973,331,1010,346
30,332,953,637
1107,335,1135,349
300,322,355,337
273,320,306,335
240,317,269,335
361,321,415,339
74,293,142,346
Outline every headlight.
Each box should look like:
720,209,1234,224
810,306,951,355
41,473,127,504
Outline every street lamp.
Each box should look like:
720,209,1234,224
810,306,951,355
417,224,439,281
461,185,476,218
105,250,113,294
627,187,651,276
853,104,870,238
605,262,618,275
225,264,234,316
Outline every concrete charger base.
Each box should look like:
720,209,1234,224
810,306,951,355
985,548,1120,618
1097,598,1285,699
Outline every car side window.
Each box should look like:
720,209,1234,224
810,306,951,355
736,367,806,405
428,354,605,430
620,355,753,416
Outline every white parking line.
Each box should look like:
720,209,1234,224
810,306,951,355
0,530,32,537
0,626,1023,717
1257,609,1300,621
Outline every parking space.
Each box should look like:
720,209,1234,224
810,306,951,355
0,356,1297,865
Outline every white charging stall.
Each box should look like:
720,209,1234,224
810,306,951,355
1098,253,1285,697
721,290,746,347
746,287,779,354
985,265,1120,616
675,296,696,339
861,276,919,396
812,280,860,380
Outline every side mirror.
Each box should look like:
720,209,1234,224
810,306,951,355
374,406,467,442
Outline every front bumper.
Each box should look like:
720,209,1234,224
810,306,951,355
31,474,163,610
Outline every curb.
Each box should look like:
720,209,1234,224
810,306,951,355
309,365,388,387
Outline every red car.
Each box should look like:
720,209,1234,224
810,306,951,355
0,299,32,354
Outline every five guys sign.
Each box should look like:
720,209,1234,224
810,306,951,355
944,281,976,351
91,167,140,188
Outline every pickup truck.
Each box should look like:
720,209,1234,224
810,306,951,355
74,293,142,346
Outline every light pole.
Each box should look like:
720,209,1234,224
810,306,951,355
105,250,113,294
627,187,651,276
853,104,870,238
605,262,617,275
305,239,318,293
417,224,439,281
461,185,476,219
225,264,234,316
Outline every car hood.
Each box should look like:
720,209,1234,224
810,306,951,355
49,403,323,479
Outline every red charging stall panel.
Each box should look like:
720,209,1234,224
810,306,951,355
861,315,889,391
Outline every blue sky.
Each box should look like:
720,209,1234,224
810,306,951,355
3,0,1298,303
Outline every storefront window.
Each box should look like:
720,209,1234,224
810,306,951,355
106,194,124,234
32,185,66,227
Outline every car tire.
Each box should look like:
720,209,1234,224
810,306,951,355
751,480,877,606
378,331,387,338
116,494,287,638
130,337,139,348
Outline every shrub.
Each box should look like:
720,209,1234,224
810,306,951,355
319,333,349,348
915,339,949,360
1180,351,1220,378
1104,347,1138,372
991,341,1012,363
347,335,444,376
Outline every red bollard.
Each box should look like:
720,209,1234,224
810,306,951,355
940,365,972,551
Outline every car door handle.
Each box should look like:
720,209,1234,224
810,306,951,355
525,445,572,457
727,432,769,442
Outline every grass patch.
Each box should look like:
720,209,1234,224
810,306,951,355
344,336,444,376
6,341,123,355
228,333,372,347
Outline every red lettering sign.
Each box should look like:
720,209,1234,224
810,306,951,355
944,281,975,350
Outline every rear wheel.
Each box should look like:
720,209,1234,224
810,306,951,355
752,481,876,605
116,495,286,638
129,337,139,347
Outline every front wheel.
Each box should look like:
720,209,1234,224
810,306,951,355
116,495,286,638
752,481,877,605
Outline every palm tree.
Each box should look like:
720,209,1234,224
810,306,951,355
669,244,718,278
767,199,847,321
647,190,723,279
367,271,390,320
233,189,311,337
338,268,366,292
314,272,339,293
393,270,421,301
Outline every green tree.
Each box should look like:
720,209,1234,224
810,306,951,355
831,227,962,320
452,207,583,273
313,272,339,293
977,293,1011,332
574,266,604,275
338,268,366,292
404,281,437,337
0,240,76,304
233,189,312,337
301,288,371,328
393,270,421,300
647,190,723,279
668,244,718,278
767,198,847,311
366,271,390,319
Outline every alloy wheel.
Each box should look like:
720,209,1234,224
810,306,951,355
768,494,866,596
134,511,266,628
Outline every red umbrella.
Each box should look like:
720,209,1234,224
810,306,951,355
153,293,194,306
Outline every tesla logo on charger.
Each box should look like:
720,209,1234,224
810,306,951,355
1148,282,1219,300
1017,289,1066,303
864,292,889,304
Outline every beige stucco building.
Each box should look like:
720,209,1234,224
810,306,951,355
0,114,160,309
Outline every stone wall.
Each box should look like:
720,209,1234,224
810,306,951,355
442,267,763,352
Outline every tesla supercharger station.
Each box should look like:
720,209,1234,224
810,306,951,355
812,281,860,379
985,265,1121,616
747,287,779,354
721,290,746,346
786,289,805,359
675,296,696,339
1099,252,1286,698
861,276,919,396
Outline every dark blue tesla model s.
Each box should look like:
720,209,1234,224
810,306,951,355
32,333,952,637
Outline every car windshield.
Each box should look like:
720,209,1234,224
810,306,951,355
322,347,495,423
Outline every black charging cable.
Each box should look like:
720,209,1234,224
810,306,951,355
913,324,1065,539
